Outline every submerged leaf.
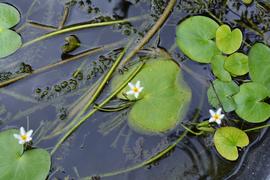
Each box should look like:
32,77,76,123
207,79,239,112
249,43,270,93
214,127,249,161
0,129,51,180
216,25,242,54
111,59,191,134
211,55,231,82
176,16,220,63
233,82,270,123
224,53,249,76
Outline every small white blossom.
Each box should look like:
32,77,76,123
209,108,224,125
13,127,33,144
126,80,144,99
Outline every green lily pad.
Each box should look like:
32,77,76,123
176,16,220,63
214,127,249,161
216,25,242,54
249,43,270,93
211,55,231,82
207,79,239,112
224,53,249,76
0,3,22,58
233,82,270,123
0,129,51,180
111,59,191,134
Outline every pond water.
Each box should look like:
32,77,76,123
0,0,269,179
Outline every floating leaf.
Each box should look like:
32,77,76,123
207,79,239,112
249,43,270,93
242,0,252,4
0,3,22,58
112,59,191,134
0,129,51,180
211,55,231,82
176,16,220,63
224,53,249,76
216,25,242,54
233,82,270,123
214,127,249,161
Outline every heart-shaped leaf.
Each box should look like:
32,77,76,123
233,82,270,123
111,59,192,134
211,55,231,82
0,3,20,28
216,25,242,54
0,129,51,180
224,53,249,76
249,43,270,93
214,127,249,161
176,16,220,63
0,3,22,58
207,79,239,112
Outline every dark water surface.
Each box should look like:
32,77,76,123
0,0,269,179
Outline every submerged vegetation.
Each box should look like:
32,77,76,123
0,0,270,179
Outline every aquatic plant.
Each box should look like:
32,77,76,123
0,3,22,58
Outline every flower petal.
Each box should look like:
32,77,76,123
138,87,144,92
20,127,26,135
134,92,139,98
216,119,221,125
135,81,141,88
126,90,134,95
209,118,215,122
26,129,33,137
219,114,225,119
13,134,20,139
128,82,134,89
209,109,215,116
217,108,222,115
19,140,25,144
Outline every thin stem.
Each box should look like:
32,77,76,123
180,124,204,136
27,21,58,31
58,6,70,29
22,15,145,48
120,0,177,67
244,123,270,133
50,62,145,155
0,40,125,88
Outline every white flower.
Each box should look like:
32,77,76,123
13,127,33,144
209,108,224,125
126,80,144,99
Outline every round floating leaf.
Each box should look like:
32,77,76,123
233,82,270,123
249,43,270,93
0,129,51,180
214,127,249,161
176,16,220,63
112,59,191,134
242,0,252,4
216,25,242,54
0,29,22,58
224,53,249,76
0,3,20,28
211,55,231,82
207,79,239,112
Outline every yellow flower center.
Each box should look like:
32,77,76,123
21,135,27,141
213,114,220,120
133,87,139,93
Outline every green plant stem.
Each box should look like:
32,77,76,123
0,40,125,88
244,123,270,132
27,21,58,31
82,130,188,179
50,62,145,155
120,0,177,67
58,6,70,29
22,16,145,48
180,124,204,136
